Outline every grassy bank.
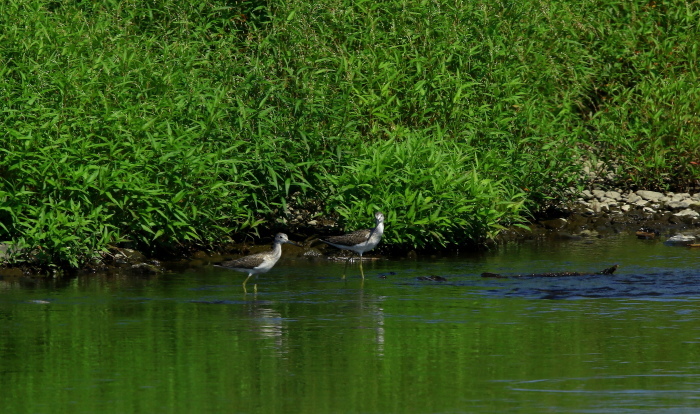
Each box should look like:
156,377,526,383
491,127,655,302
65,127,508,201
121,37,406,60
1,0,698,268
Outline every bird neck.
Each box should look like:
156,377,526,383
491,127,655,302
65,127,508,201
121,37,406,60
369,222,384,241
270,241,283,260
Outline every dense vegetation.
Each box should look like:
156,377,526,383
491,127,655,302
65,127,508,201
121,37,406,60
1,0,698,268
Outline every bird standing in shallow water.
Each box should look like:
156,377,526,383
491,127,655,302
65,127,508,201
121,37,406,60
215,233,300,293
321,212,385,279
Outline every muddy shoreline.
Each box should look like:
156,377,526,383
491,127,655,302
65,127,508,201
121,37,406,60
1,189,699,278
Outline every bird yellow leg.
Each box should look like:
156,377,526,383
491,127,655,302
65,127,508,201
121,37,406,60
359,254,365,279
243,274,252,293
253,284,258,294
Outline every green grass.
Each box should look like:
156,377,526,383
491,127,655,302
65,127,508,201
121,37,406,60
0,0,698,267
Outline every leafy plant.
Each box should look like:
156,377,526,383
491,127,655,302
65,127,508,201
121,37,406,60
1,0,698,268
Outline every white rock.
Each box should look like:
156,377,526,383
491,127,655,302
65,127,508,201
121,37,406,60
637,190,665,201
605,191,621,200
667,200,692,210
674,209,700,218
671,193,691,202
664,234,697,246
626,194,642,204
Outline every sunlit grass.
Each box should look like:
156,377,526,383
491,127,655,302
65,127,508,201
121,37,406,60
0,0,698,267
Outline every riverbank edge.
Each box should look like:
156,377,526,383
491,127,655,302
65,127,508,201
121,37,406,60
500,188,700,242
1,188,699,277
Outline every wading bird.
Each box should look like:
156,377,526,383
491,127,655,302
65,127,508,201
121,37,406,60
321,212,385,279
215,233,300,293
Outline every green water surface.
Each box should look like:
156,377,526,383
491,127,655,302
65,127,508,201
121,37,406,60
1,235,699,413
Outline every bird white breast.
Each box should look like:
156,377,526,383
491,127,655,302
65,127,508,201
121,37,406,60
356,222,384,254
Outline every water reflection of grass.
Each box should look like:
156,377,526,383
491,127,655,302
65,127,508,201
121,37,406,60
0,0,698,268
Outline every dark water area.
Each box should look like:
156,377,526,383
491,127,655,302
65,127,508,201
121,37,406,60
1,234,699,413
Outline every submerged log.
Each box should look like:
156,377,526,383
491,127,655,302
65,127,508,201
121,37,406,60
481,264,618,278
417,275,448,282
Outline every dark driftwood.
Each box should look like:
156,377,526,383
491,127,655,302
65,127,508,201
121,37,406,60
481,264,618,278
417,275,448,282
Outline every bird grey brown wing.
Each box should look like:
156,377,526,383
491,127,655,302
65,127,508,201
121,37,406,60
217,252,267,269
323,228,371,247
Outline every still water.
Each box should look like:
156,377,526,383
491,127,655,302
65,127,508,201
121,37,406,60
1,234,699,413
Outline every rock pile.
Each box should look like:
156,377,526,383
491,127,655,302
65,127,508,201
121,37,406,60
506,189,700,243
571,189,700,225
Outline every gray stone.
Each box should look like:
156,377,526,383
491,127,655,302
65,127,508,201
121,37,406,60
592,190,606,200
667,200,693,210
302,248,323,257
626,194,642,204
579,230,599,237
671,193,691,202
664,234,696,246
674,209,700,218
637,190,665,201
604,191,621,200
